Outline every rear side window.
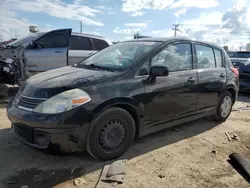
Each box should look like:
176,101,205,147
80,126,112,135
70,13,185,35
35,30,71,48
92,38,109,50
69,36,92,50
214,49,223,67
151,43,192,72
195,44,216,68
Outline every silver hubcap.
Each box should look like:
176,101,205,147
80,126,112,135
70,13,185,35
220,96,232,117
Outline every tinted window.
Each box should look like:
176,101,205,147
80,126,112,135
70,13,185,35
230,52,250,58
214,49,223,67
195,45,216,68
92,38,109,50
69,36,92,50
152,43,192,72
35,30,70,48
227,52,236,58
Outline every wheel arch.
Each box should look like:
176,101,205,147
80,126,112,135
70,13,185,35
225,84,238,104
91,97,143,138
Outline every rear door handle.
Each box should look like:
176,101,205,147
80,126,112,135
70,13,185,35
220,73,225,78
187,77,196,82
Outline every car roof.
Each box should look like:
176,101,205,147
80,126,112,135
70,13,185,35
125,37,223,49
71,32,113,45
72,32,105,40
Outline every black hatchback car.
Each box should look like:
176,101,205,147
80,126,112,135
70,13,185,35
7,37,239,160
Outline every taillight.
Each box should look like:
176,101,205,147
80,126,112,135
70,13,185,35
230,67,239,77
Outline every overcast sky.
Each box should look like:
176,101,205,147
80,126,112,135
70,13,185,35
0,0,250,49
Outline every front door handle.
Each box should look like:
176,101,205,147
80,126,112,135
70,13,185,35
220,73,225,78
187,77,196,82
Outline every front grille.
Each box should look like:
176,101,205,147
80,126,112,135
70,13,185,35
18,95,46,110
13,124,33,143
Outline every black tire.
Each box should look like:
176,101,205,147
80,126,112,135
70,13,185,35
212,91,233,122
86,107,136,160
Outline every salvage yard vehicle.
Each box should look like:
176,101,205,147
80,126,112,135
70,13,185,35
0,29,112,85
229,51,250,92
7,37,239,160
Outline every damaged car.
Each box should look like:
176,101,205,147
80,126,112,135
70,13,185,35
7,37,239,160
0,29,112,86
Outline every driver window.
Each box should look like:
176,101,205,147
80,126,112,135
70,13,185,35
151,43,192,72
35,30,70,48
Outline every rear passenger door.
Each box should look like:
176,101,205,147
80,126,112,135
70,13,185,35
194,43,226,112
68,35,96,65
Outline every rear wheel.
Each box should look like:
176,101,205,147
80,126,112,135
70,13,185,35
86,107,135,160
212,91,233,122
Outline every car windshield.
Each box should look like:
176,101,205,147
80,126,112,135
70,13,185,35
79,41,161,71
230,52,250,58
7,32,44,48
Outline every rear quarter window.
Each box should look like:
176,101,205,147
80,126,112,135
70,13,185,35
92,38,109,51
214,49,223,67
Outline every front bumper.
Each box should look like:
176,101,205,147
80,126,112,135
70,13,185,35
7,99,93,151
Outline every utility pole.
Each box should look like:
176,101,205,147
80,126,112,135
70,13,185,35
80,21,83,33
173,24,179,37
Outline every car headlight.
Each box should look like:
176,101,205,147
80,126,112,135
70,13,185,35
34,89,91,114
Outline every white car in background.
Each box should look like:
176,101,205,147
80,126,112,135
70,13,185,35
0,29,112,85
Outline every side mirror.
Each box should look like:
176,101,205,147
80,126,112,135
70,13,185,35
27,40,35,49
150,65,169,77
138,67,148,76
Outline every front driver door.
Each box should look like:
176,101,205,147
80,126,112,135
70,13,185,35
24,29,72,77
142,42,198,129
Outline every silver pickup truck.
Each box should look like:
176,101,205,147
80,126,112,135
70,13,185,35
0,29,112,85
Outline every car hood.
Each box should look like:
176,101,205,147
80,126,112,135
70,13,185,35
21,66,118,98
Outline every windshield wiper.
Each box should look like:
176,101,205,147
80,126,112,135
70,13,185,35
78,63,117,72
5,45,14,49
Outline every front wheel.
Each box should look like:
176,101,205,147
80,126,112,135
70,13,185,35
212,91,233,122
86,107,136,160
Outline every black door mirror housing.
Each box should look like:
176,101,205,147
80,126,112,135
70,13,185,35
26,40,36,49
138,67,149,76
150,65,169,77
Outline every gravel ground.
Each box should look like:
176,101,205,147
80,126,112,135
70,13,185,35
0,88,250,188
